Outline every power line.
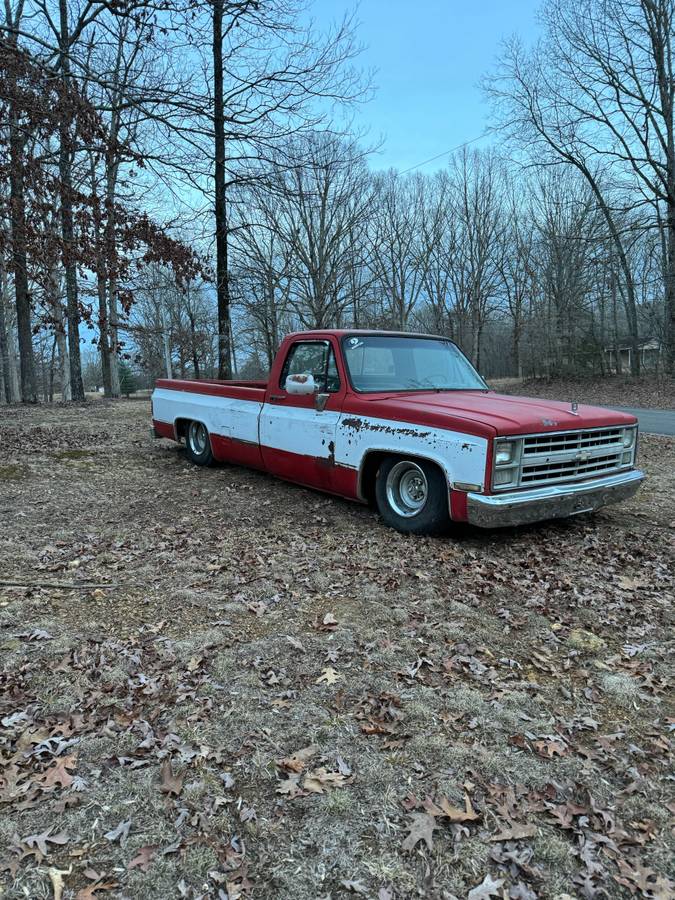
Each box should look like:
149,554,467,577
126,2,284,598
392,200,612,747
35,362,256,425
397,128,496,175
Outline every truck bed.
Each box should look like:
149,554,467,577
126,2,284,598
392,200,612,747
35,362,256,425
154,378,267,402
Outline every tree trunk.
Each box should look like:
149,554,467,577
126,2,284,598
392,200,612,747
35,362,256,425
104,149,121,397
96,272,112,396
48,336,56,402
611,269,622,375
512,321,522,379
666,203,675,374
213,0,232,379
58,0,84,401
471,317,483,371
9,106,37,402
0,257,13,403
90,157,112,396
46,266,71,401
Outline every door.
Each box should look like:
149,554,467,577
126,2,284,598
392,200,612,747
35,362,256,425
259,340,345,490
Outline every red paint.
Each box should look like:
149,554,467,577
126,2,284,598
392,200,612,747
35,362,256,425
155,378,266,403
153,419,175,440
450,490,468,522
210,433,265,470
258,445,359,498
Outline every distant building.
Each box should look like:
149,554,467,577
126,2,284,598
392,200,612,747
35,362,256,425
604,338,663,372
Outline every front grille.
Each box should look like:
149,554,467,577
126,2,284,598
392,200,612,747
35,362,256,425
523,428,623,456
493,428,635,491
521,451,623,484
520,428,625,488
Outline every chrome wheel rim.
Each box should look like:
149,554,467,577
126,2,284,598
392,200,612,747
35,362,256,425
385,461,428,518
188,421,208,455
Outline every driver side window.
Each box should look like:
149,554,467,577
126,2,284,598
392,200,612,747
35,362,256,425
280,342,341,392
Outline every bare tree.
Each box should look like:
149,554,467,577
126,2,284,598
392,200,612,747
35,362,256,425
271,135,372,329
489,0,675,372
184,0,368,377
449,149,506,369
368,172,436,330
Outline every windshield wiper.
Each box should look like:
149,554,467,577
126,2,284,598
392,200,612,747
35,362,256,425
404,378,446,391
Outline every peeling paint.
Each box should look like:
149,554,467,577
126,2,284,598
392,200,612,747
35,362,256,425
341,417,431,439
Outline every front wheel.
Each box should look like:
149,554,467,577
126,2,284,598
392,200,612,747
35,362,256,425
375,456,449,535
185,420,215,466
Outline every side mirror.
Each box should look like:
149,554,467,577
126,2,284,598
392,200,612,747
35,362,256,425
286,373,316,396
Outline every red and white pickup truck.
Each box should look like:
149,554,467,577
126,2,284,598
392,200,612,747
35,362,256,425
151,330,645,533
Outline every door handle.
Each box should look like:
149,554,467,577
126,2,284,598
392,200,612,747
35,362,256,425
269,394,285,402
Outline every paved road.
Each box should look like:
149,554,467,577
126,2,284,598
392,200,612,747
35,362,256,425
605,406,675,436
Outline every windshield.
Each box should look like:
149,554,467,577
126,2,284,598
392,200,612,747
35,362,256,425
341,335,487,393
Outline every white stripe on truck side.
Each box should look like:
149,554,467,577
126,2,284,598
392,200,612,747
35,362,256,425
336,412,488,490
153,388,489,490
152,388,263,445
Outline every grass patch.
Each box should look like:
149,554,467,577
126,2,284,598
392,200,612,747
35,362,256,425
0,463,25,480
52,449,96,460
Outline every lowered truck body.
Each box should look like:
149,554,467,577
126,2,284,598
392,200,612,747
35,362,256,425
151,330,645,533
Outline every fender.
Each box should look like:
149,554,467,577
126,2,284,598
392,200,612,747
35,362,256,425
337,412,489,500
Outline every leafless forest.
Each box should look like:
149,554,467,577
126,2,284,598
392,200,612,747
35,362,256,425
1,0,674,403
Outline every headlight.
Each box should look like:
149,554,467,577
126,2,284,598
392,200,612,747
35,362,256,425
622,428,635,448
495,441,514,465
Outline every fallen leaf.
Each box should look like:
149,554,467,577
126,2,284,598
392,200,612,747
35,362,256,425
303,767,348,793
468,874,505,900
402,812,437,852
316,667,341,685
276,774,303,798
22,828,69,858
48,865,72,900
127,845,157,872
277,744,319,773
427,793,481,823
104,819,131,846
315,612,338,630
39,755,77,790
159,758,183,796
489,823,537,842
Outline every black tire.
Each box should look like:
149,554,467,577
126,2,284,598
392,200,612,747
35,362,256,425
185,420,215,466
374,456,449,535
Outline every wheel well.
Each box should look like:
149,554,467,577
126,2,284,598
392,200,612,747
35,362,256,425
174,418,190,441
359,451,450,509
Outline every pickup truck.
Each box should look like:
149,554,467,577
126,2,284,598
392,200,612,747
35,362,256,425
151,330,645,534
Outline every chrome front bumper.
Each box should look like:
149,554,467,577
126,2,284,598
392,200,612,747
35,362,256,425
466,469,645,529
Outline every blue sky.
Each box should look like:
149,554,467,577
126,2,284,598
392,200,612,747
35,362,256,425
312,0,542,171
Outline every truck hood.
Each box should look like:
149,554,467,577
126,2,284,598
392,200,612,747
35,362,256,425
362,391,638,437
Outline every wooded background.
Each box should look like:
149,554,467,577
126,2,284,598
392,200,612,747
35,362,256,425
1,0,674,403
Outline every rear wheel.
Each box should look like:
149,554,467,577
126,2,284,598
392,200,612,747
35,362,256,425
185,420,215,466
375,456,449,535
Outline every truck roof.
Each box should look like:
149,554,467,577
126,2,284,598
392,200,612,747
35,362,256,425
286,329,449,341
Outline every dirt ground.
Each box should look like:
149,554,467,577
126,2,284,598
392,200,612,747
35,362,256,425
0,400,673,900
